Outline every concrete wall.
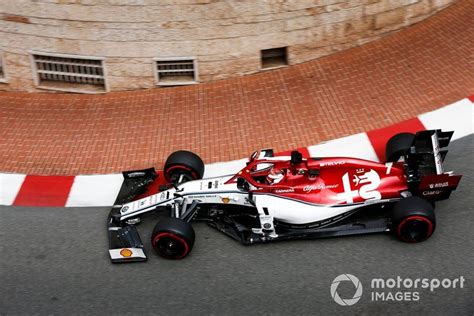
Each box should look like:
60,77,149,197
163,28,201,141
0,0,456,92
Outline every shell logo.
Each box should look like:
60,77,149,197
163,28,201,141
120,248,133,257
221,197,230,204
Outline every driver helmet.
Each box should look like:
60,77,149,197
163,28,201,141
266,168,285,184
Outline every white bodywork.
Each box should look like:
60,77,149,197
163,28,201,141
119,175,365,225
108,247,146,260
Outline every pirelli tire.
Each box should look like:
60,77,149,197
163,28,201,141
385,133,415,163
392,196,436,243
151,217,195,259
164,150,205,184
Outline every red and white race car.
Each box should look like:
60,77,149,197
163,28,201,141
107,130,461,262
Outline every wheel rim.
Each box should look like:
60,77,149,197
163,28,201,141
152,232,189,259
165,165,198,183
397,215,434,242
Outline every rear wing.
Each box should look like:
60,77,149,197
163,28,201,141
405,130,461,200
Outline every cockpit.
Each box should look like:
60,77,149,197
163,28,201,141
245,151,319,185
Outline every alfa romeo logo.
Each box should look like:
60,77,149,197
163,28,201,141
330,274,363,306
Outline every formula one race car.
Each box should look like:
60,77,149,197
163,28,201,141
107,130,461,262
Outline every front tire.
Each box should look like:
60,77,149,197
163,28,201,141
392,196,435,243
151,217,195,259
164,150,205,184
385,133,415,163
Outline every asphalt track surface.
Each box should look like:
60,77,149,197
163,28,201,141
1,136,473,315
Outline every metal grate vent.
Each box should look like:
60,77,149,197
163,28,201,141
155,58,197,86
261,47,288,69
32,53,106,92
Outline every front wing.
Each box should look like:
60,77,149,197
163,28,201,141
107,168,157,263
108,211,147,263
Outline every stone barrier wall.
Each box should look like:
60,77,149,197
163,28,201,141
0,0,455,92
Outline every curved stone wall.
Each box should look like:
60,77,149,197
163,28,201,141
0,0,455,92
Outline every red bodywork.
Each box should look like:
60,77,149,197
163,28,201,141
227,156,408,205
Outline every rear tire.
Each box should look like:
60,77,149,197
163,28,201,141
164,150,205,184
392,196,435,243
151,217,195,259
385,133,415,163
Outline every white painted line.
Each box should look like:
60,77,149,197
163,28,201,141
307,132,379,162
0,173,26,206
418,98,473,141
204,158,248,178
66,174,124,207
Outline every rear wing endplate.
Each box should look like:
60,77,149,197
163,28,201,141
406,130,462,201
407,130,454,176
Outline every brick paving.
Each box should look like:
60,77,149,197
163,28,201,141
0,1,472,175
